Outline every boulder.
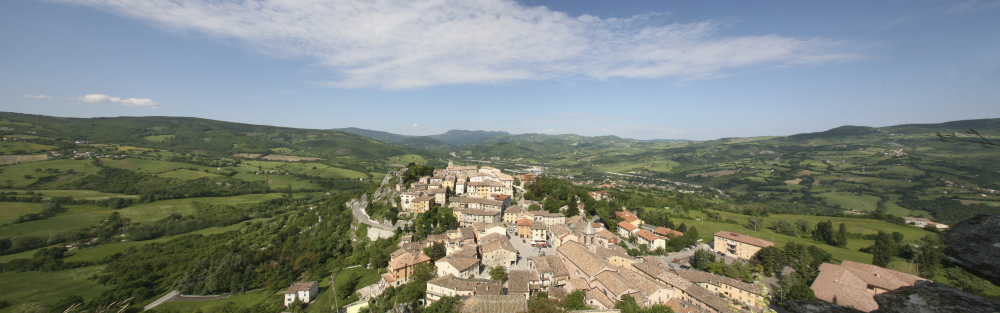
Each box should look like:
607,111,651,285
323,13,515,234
872,280,1000,313
943,214,1000,286
785,300,864,313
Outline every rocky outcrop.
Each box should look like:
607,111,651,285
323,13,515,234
943,214,1000,286
872,280,1000,313
785,300,864,313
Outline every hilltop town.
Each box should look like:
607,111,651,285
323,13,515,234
281,162,936,313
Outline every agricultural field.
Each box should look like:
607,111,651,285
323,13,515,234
116,193,288,223
0,141,56,154
0,205,109,237
143,135,175,142
6,190,135,200
0,265,110,311
149,289,282,312
261,154,324,162
387,154,427,166
0,202,43,225
100,158,219,174
0,154,48,165
157,168,223,180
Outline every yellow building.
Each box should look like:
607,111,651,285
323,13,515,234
713,231,774,260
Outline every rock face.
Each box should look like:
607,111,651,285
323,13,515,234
943,214,1000,286
872,280,1000,313
785,300,864,313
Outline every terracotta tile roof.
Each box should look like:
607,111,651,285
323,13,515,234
593,245,632,262
653,227,683,237
480,237,516,254
618,222,637,232
810,261,927,312
596,229,617,239
549,224,572,239
460,295,527,313
623,216,639,224
504,205,523,215
636,229,659,243
438,255,481,272
713,231,774,248
674,269,761,294
617,268,668,296
531,222,548,230
459,227,477,240
388,251,431,271
567,278,590,291
596,271,633,296
530,255,568,278
516,218,532,226
557,241,612,278
381,272,396,284
665,298,700,313
585,288,616,309
284,281,317,294
508,270,540,294
452,245,479,258
427,274,500,294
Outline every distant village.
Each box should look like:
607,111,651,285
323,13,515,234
277,162,931,313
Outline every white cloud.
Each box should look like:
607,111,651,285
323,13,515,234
55,0,864,89
413,123,419,128
542,128,554,133
75,94,160,108
24,95,51,99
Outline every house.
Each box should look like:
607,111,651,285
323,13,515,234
596,229,620,246
617,221,637,239
460,295,528,313
588,191,610,200
902,216,949,229
283,281,319,307
411,195,434,214
810,260,927,312
653,227,683,239
503,205,523,225
450,197,507,212
425,274,502,304
635,229,666,250
631,258,736,313
615,211,643,228
528,255,570,291
384,250,431,285
479,233,518,267
432,190,448,205
472,222,506,240
525,211,566,226
400,191,420,212
508,270,542,299
516,218,533,239
547,224,577,248
676,269,765,308
712,231,774,260
436,255,481,279
461,208,502,227
531,221,549,245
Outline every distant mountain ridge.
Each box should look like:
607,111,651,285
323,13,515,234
334,127,692,148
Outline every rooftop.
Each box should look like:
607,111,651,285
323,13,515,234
460,295,528,313
713,231,774,248
284,281,317,294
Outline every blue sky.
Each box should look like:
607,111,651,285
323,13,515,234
2,0,998,140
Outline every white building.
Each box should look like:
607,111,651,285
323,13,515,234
283,281,319,307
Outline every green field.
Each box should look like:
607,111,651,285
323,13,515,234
0,206,108,237
101,158,218,174
817,192,882,212
235,161,367,180
306,267,383,312
0,159,104,188
0,141,56,154
668,210,936,265
7,190,135,200
143,135,175,142
117,193,287,223
0,202,43,225
0,265,110,312
158,168,223,180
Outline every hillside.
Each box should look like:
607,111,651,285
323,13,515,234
334,127,453,152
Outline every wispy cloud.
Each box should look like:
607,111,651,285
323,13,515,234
75,94,160,108
24,95,52,99
55,0,865,89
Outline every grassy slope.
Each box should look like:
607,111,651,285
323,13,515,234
0,266,110,311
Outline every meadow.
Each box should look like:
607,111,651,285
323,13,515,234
0,266,110,312
0,206,109,237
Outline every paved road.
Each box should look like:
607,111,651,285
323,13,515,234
655,243,713,267
349,199,398,231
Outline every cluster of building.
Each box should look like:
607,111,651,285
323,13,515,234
615,211,684,251
399,162,515,216
901,216,949,230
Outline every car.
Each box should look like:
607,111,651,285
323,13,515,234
505,265,510,270
522,239,526,243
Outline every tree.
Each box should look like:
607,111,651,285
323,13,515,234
871,231,895,267
943,267,990,296
692,249,714,270
677,223,687,232
753,246,784,277
771,219,798,237
543,196,561,213
812,220,836,246
747,216,764,231
562,290,590,310
786,283,818,301
424,242,446,262
836,223,848,247
528,203,541,211
915,235,945,278
424,295,461,313
565,195,579,218
490,265,507,281
337,272,360,300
